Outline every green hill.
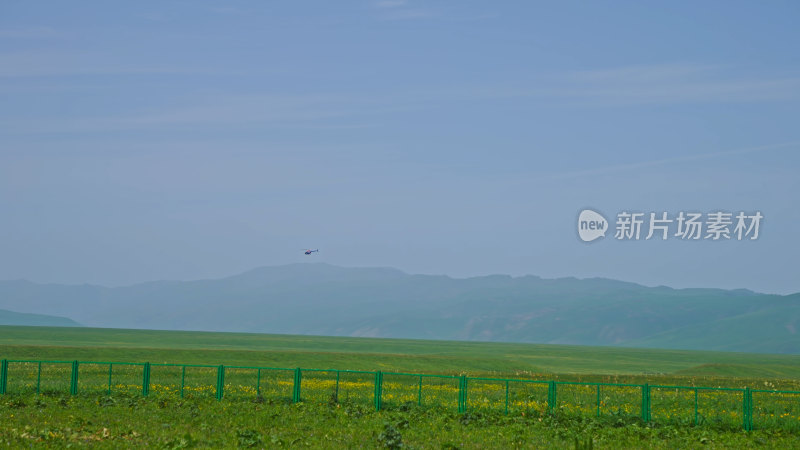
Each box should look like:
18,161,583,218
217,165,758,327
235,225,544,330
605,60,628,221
0,308,82,327
623,298,800,353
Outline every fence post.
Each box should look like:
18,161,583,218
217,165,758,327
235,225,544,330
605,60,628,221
374,371,383,411
70,360,79,395
743,388,752,431
292,368,301,403
641,384,650,422
457,376,463,413
107,363,113,395
0,359,7,395
461,376,468,413
547,381,557,414
216,365,225,400
456,375,468,413
142,362,151,397
596,384,601,417
417,375,423,406
694,388,699,426
256,369,261,397
742,388,747,431
505,380,509,415
180,366,186,398
334,370,339,403
37,361,42,395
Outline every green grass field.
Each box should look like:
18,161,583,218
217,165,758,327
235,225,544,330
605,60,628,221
2,326,800,448
2,325,799,381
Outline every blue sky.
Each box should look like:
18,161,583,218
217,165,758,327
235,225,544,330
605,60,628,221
2,1,799,293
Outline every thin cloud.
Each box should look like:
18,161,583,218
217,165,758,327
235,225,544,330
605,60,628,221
554,78,800,105
372,0,436,20
381,9,434,20
372,1,493,22
0,51,253,78
207,6,244,15
374,0,407,8
0,93,411,134
0,51,176,77
542,141,800,181
558,63,800,105
0,63,185,78
139,12,168,22
426,63,800,105
568,63,721,83
0,27,61,39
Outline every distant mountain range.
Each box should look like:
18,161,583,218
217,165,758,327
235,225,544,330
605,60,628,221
1,263,797,354
0,308,82,327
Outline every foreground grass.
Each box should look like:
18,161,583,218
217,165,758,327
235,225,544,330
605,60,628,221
2,392,799,449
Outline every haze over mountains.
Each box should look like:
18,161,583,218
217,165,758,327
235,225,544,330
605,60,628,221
0,308,81,328
1,263,797,354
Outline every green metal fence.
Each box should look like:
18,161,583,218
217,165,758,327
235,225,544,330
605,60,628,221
1,358,798,431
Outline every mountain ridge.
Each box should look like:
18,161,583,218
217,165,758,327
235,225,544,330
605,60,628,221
0,263,796,353
0,263,771,296
0,308,82,327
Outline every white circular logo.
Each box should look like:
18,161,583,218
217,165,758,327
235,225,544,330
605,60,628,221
578,209,608,242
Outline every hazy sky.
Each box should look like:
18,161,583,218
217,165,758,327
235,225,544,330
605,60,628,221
2,1,799,293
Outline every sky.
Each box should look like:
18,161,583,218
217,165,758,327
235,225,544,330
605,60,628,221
1,1,799,294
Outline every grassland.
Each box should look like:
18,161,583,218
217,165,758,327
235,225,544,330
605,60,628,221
2,326,800,448
2,325,800,381
5,394,800,449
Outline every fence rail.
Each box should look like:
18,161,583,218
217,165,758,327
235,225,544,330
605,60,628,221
2,358,799,431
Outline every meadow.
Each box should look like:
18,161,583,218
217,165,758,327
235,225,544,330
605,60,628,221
2,326,799,379
2,326,800,448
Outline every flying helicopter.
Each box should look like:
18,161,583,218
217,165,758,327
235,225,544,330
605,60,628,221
304,249,319,255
